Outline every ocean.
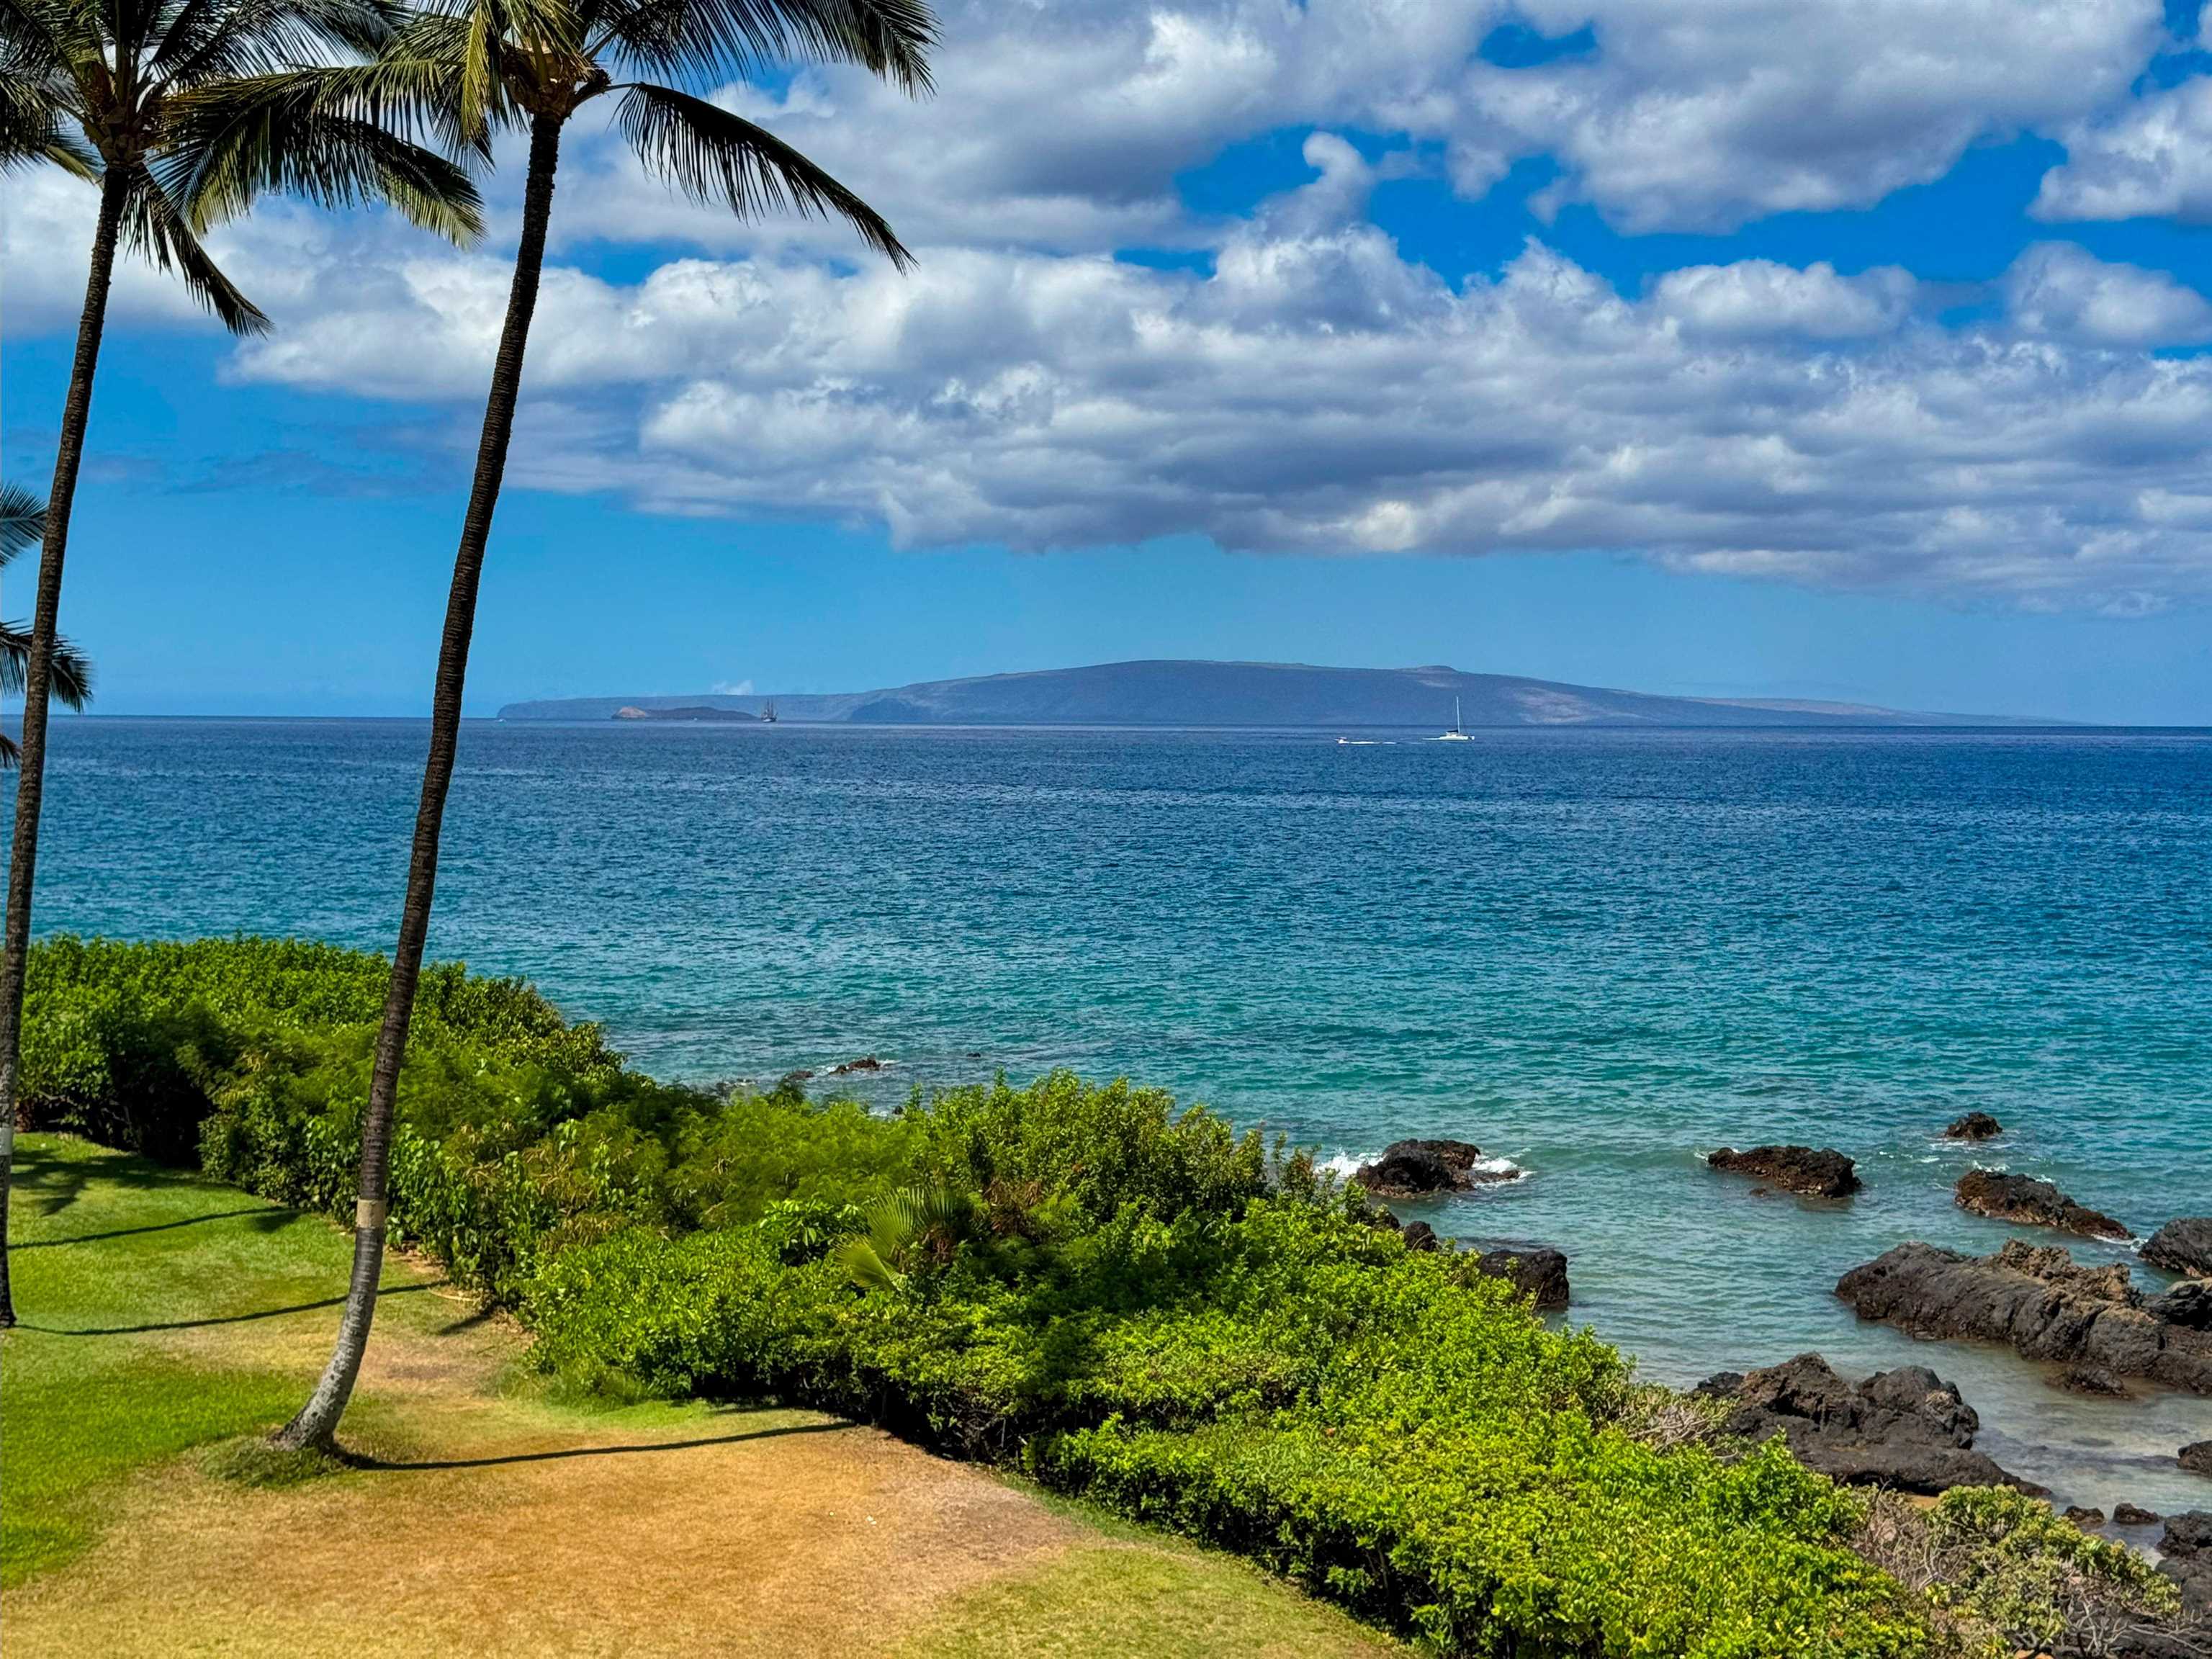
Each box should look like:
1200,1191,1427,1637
22,717,2212,1511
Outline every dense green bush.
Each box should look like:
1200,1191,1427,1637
19,935,920,1298
31,936,2175,1657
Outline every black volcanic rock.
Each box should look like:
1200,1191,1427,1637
2183,1442,2212,1478
1472,1245,1570,1310
1943,1111,2003,1141
1707,1145,1860,1198
2146,1218,2212,1280
1352,1139,1509,1198
1835,1240,2212,1394
1401,1221,1441,1253
2116,1503,2162,1527
2151,1281,2212,1331
1954,1169,2132,1241
1694,1354,2024,1496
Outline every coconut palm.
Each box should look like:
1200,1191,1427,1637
0,485,91,1328
267,0,933,1452
0,0,483,1328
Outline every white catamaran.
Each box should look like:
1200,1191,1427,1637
1439,696,1470,741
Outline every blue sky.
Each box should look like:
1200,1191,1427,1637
10,0,2212,722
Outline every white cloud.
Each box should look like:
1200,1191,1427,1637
170,176,2212,615
1652,261,1917,341
2002,242,2212,346
2035,75,2212,222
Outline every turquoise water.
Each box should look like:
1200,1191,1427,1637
23,718,2212,1510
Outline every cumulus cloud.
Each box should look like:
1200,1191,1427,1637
161,170,2212,616
2002,243,2212,347
2035,75,2212,222
537,0,2173,256
1651,261,1917,341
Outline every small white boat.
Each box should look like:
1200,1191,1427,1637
1439,696,1471,741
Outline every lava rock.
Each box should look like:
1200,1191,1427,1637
1472,1245,1570,1310
1954,1169,2133,1241
1835,1240,2212,1395
1707,1145,1861,1198
1401,1221,1442,1253
828,1056,885,1075
2183,1442,2212,1478
1693,1353,2026,1496
2116,1502,2162,1527
1943,1112,2004,1141
2060,1364,2131,1397
2150,1280,2212,1331
2065,1505,2108,1528
2145,1218,2212,1280
1352,1138,1509,1198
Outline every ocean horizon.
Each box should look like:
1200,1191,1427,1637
18,716,2212,1511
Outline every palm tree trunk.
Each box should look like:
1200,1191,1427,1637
274,114,565,1449
0,168,130,1329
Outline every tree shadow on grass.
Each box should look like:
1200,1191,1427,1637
9,1139,271,1224
14,1206,297,1249
16,1280,441,1336
346,1418,856,1472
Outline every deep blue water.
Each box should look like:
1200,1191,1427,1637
21,718,2212,1509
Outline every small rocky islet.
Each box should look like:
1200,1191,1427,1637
1350,1138,1517,1197
1835,1239,2212,1394
1704,1143,1861,1197
1954,1166,2134,1241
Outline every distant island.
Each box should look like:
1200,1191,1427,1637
501,660,2032,729
611,704,760,722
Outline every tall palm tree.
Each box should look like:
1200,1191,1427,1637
269,0,935,1451
0,485,91,1326
0,0,483,1327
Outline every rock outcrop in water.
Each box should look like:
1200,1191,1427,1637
1954,1169,2132,1241
1352,1139,1511,1198
1472,1245,1570,1310
1689,1354,2026,1495
2146,1218,2212,1280
1706,1145,1860,1198
1942,1111,2003,1141
2183,1442,2212,1478
1835,1241,2212,1394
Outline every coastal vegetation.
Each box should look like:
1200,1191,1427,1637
15,934,2201,1657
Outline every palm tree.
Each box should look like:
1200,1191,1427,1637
0,0,482,1328
0,485,91,1328
269,0,935,1452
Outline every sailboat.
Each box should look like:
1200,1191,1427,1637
1439,696,1471,741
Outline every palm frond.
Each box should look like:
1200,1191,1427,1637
161,68,485,241
834,1182,974,1292
150,0,398,90
119,161,271,332
0,621,94,708
588,0,932,94
613,80,909,268
0,483,45,562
